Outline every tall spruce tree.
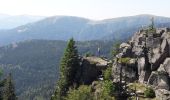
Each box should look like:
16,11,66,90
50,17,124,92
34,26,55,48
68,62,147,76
3,73,17,100
52,38,80,100
0,69,4,100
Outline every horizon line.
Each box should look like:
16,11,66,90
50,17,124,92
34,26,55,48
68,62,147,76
1,13,170,20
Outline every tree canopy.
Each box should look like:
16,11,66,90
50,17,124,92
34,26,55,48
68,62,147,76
52,38,80,100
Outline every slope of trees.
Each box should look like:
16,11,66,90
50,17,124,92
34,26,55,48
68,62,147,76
0,73,17,100
0,39,115,99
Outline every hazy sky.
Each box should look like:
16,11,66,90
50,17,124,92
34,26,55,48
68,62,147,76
0,0,169,19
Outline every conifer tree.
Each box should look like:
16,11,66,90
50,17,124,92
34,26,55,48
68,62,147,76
52,38,80,100
148,17,156,33
3,73,17,100
0,69,3,100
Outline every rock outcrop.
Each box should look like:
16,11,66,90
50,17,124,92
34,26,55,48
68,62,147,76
155,89,170,100
112,27,170,99
78,56,109,84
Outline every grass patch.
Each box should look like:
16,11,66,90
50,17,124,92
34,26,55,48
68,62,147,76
118,57,131,64
128,83,146,92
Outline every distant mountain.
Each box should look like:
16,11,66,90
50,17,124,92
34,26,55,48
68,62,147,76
0,14,45,29
1,14,170,45
0,39,114,100
0,14,10,20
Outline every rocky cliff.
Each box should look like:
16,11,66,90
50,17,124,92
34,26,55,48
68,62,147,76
112,27,170,99
78,56,109,84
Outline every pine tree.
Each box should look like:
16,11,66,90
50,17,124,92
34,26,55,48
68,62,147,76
148,17,156,33
52,38,80,100
3,73,17,100
0,69,3,100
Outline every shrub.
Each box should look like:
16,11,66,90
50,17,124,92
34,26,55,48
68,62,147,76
112,41,121,57
84,52,92,57
144,87,155,98
103,80,116,96
104,67,112,80
118,57,131,64
65,85,93,100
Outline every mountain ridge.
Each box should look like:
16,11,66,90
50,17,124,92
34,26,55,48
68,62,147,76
0,14,45,29
1,14,170,46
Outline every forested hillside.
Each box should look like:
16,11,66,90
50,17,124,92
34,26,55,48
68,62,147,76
0,40,114,100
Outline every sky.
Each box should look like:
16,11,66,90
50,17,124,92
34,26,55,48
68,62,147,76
0,0,169,20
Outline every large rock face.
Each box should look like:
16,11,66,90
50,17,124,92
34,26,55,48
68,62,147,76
112,27,170,98
148,71,170,90
155,89,170,100
113,58,138,83
161,58,170,76
79,56,108,84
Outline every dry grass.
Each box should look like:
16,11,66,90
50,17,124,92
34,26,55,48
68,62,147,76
128,83,147,92
128,83,158,100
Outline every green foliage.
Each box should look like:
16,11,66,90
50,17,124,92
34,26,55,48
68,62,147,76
0,68,3,77
0,40,67,100
104,67,112,80
112,50,118,57
147,27,156,33
94,80,116,100
57,81,116,100
114,41,121,49
3,74,17,100
112,41,121,57
0,74,5,100
54,38,80,99
0,40,114,99
118,57,131,64
84,52,93,57
103,80,116,96
147,17,156,33
77,40,115,58
128,83,146,92
144,87,155,98
65,85,93,100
